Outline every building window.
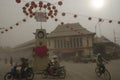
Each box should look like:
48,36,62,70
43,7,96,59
87,37,89,46
54,40,56,48
79,38,82,46
73,37,76,48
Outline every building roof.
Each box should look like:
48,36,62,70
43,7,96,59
94,36,113,43
47,23,95,37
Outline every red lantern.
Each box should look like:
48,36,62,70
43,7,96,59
5,29,8,32
10,27,13,29
31,1,35,6
47,7,51,10
25,3,29,7
52,6,56,9
54,13,57,16
51,15,54,18
74,14,77,18
1,31,4,34
16,0,21,3
16,23,19,26
22,7,26,10
54,9,58,13
43,5,47,8
23,19,26,22
88,17,92,20
55,18,58,21
58,1,63,6
39,1,43,7
99,18,102,22
30,15,33,18
61,22,64,25
118,21,120,24
109,20,112,23
25,13,29,16
33,4,37,8
62,12,66,16
46,17,49,20
47,3,51,6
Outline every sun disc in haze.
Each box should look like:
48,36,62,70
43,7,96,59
91,0,105,9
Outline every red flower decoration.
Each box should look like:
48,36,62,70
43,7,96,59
58,1,63,6
16,0,21,3
34,46,48,57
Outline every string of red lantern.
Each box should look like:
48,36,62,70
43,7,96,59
0,18,27,34
57,11,120,24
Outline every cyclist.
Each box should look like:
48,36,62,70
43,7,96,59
96,53,108,75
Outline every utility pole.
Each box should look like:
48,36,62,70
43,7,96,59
113,29,116,43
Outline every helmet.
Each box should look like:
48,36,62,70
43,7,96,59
52,55,57,59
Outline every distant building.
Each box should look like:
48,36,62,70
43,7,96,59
47,23,95,59
93,36,120,59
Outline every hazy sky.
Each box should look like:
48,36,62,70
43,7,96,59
0,0,120,48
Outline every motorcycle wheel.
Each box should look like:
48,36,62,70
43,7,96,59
41,70,48,79
26,69,34,80
4,73,14,80
59,68,66,79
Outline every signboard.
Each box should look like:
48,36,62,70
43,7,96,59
34,12,47,22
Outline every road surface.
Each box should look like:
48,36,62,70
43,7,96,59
0,59,120,80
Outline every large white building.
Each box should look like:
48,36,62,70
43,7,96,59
47,23,95,58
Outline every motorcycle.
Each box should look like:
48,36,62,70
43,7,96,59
4,65,34,80
41,65,66,79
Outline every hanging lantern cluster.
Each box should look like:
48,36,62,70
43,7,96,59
19,1,63,20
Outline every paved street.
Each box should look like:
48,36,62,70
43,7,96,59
0,59,120,80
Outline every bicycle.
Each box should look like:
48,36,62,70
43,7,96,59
95,65,111,80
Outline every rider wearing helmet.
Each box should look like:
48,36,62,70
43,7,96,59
96,53,108,74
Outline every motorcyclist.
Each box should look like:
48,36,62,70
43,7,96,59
19,58,29,76
47,55,60,75
96,53,108,74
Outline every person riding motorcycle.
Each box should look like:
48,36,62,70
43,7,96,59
17,58,29,76
96,53,108,74
47,55,60,75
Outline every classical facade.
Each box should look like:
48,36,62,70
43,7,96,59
47,23,95,58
